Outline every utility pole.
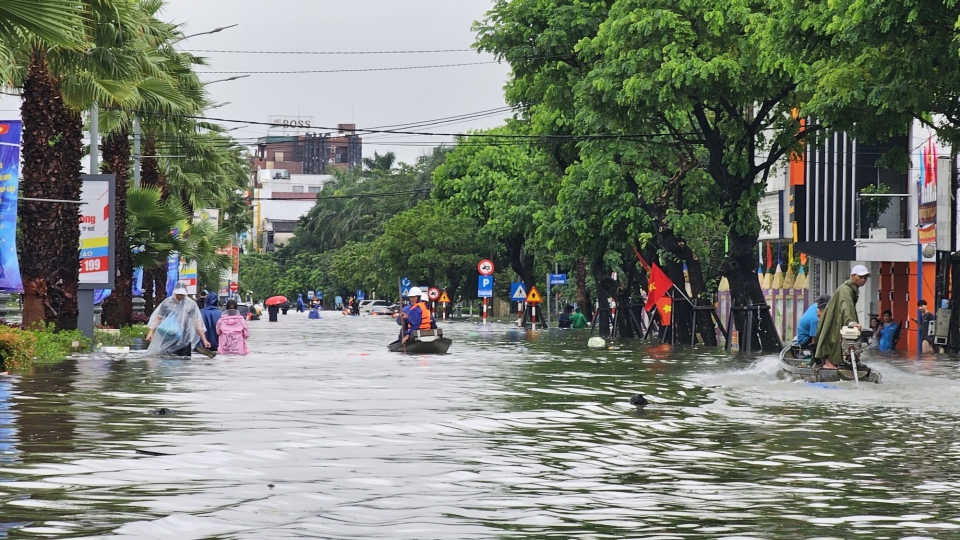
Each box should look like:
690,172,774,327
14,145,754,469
133,117,140,188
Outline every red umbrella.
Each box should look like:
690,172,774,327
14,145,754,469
265,295,288,306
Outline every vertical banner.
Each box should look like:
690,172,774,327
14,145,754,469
165,227,180,295
918,137,937,244
0,121,22,292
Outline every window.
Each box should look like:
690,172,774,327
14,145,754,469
292,186,304,193
274,151,284,162
308,186,321,193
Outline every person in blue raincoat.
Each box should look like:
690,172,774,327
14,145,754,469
308,302,322,319
297,293,305,312
200,293,222,352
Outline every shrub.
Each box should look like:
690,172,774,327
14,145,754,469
0,326,35,372
34,328,89,365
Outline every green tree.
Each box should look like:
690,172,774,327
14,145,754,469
377,200,487,298
571,0,819,351
432,126,559,291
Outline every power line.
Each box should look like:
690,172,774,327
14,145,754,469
250,188,431,202
193,48,475,55
123,107,687,141
201,61,499,74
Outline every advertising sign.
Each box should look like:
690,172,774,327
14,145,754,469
179,260,198,295
918,137,938,244
78,175,115,289
0,120,22,292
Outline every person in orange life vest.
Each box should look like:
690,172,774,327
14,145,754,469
402,288,434,343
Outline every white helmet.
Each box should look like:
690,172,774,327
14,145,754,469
407,286,424,298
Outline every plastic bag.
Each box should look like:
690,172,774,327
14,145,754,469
156,313,182,340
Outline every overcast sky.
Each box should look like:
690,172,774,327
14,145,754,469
162,0,512,166
0,1,513,167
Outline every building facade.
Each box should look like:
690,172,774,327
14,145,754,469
252,124,362,175
757,120,955,351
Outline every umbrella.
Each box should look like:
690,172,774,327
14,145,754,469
265,295,288,306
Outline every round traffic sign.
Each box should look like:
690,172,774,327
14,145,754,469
229,282,239,292
478,259,495,276
428,287,440,301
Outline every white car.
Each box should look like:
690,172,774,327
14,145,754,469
357,299,393,314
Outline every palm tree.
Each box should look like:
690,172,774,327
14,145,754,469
9,0,147,329
0,0,85,57
97,4,199,328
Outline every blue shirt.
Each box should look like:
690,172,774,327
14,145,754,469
878,321,898,350
796,304,819,346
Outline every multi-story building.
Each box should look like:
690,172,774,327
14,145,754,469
758,120,954,351
252,124,362,174
252,169,333,252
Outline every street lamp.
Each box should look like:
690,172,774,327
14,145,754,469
171,24,238,44
204,75,251,85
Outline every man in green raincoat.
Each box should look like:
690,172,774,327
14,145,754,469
814,265,870,367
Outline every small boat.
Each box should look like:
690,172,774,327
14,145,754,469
779,327,882,384
388,328,452,354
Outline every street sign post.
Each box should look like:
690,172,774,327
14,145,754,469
478,275,494,325
526,286,542,332
357,290,365,301
438,291,450,319
78,174,116,341
510,282,527,327
546,273,566,326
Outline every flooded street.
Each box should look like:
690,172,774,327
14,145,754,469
2,315,960,538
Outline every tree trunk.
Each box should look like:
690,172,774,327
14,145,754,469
99,129,131,328
54,110,83,331
575,256,592,323
505,235,536,291
655,223,717,346
723,228,782,353
663,258,692,344
19,52,69,329
592,259,616,337
143,267,155,314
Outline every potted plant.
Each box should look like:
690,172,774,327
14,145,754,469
860,184,892,237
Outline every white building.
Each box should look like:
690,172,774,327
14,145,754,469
253,169,332,251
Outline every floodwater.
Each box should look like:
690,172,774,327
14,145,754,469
1,315,960,539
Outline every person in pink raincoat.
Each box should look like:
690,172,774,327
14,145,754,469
217,299,250,355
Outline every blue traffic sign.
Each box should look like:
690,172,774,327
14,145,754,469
549,273,567,285
401,286,411,297
316,290,322,299
356,290,365,301
510,282,527,301
478,275,494,298
401,277,412,287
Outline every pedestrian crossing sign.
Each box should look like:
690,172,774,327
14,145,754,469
510,282,527,301
438,291,450,303
526,286,542,304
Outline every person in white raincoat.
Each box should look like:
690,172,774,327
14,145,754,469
144,282,212,356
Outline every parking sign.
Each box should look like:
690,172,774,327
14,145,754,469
478,275,494,298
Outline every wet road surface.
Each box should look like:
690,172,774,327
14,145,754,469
1,313,960,538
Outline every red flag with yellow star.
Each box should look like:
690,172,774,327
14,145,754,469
644,263,675,311
656,296,672,326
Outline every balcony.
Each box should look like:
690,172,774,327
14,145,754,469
856,192,910,239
